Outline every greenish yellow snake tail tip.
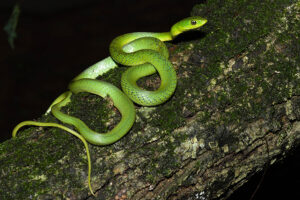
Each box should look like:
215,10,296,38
12,121,95,196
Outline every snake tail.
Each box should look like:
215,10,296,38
12,121,95,196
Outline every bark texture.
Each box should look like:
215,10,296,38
1,0,300,199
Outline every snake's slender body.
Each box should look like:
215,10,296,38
12,17,207,195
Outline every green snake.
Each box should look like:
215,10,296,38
12,16,207,195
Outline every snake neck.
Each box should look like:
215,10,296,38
158,32,174,42
159,28,184,42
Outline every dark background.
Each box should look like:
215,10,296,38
0,0,298,199
0,0,202,143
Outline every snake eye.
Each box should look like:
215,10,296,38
191,20,197,25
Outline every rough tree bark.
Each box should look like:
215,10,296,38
0,0,299,199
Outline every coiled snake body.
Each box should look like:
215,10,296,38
12,16,207,195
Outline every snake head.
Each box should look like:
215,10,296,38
170,16,207,38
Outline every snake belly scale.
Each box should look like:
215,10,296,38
12,16,207,195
